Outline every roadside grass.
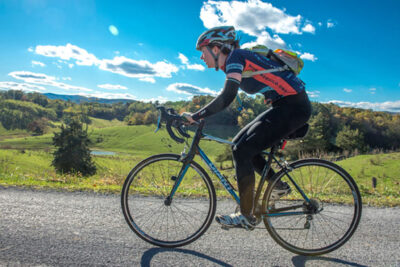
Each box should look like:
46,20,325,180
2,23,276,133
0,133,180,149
337,153,400,206
0,147,399,206
0,149,137,193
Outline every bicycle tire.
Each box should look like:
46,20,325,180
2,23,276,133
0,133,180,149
262,158,362,256
121,153,216,248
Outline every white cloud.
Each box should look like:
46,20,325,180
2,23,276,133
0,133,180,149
318,22,322,27
139,77,156,83
201,0,304,35
32,61,45,67
302,24,315,34
370,88,376,94
187,64,205,71
178,53,205,71
33,44,180,81
0,81,45,92
62,77,72,81
300,52,318,62
327,100,400,113
99,56,178,79
306,90,320,98
109,25,119,36
139,96,169,103
178,53,189,65
241,31,286,50
34,43,100,66
327,20,335,28
97,84,128,90
167,83,218,96
200,0,315,50
343,88,352,93
80,91,136,100
8,71,92,92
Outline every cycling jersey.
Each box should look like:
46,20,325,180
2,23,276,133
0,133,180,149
223,49,306,103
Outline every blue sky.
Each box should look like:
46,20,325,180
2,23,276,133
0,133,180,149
0,0,399,112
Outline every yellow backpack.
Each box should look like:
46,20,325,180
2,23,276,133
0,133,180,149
242,45,304,77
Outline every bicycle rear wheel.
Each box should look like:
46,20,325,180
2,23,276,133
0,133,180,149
121,153,216,247
262,159,362,256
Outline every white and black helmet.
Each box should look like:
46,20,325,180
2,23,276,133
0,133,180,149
196,26,236,51
196,26,237,71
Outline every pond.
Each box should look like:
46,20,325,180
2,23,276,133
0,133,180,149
91,150,117,156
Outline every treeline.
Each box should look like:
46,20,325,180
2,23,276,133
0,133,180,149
1,90,400,155
0,90,160,133
282,102,400,158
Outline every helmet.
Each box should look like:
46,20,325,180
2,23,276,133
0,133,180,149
196,26,236,50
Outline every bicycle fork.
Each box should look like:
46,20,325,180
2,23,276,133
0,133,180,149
164,162,190,206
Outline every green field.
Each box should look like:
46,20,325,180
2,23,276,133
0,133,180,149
0,118,399,206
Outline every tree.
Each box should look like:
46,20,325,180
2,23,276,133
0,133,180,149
52,120,96,176
143,110,157,124
127,113,145,125
27,117,48,135
336,126,365,152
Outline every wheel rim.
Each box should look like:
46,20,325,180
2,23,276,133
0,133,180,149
263,160,361,254
122,155,214,246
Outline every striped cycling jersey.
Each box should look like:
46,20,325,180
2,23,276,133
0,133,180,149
223,49,306,102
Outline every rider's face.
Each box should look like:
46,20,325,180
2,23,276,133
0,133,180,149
200,46,217,68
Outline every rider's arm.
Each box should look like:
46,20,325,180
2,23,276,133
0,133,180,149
192,74,241,121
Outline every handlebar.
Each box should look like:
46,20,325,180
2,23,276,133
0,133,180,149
155,106,191,143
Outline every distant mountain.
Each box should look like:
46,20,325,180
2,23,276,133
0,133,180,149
43,93,136,104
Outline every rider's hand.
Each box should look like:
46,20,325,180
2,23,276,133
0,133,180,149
181,112,196,125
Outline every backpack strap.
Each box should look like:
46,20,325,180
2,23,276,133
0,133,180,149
241,65,289,78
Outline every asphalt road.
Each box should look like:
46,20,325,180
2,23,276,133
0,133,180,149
0,186,399,266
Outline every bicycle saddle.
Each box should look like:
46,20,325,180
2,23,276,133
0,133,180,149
285,123,309,140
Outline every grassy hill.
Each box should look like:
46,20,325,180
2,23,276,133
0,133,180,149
0,118,238,156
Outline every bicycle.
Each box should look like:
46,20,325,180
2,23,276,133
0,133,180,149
121,106,362,256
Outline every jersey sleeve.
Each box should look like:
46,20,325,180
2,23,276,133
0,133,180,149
225,50,245,75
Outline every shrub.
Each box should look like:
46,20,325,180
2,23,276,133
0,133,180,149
52,120,96,176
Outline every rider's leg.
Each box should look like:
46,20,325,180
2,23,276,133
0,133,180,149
216,92,312,228
230,108,290,220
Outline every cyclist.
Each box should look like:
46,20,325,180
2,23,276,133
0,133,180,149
182,26,312,230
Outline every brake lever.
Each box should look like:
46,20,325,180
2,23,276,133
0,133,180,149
154,113,162,133
166,123,184,143
177,125,190,138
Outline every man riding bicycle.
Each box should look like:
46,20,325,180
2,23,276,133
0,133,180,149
183,26,312,230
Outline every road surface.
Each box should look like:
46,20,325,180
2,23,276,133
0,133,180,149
0,187,399,266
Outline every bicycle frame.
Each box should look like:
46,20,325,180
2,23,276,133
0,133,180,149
168,121,312,218
198,140,240,204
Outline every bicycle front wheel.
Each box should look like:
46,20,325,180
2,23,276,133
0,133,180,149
121,153,216,248
262,159,362,256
